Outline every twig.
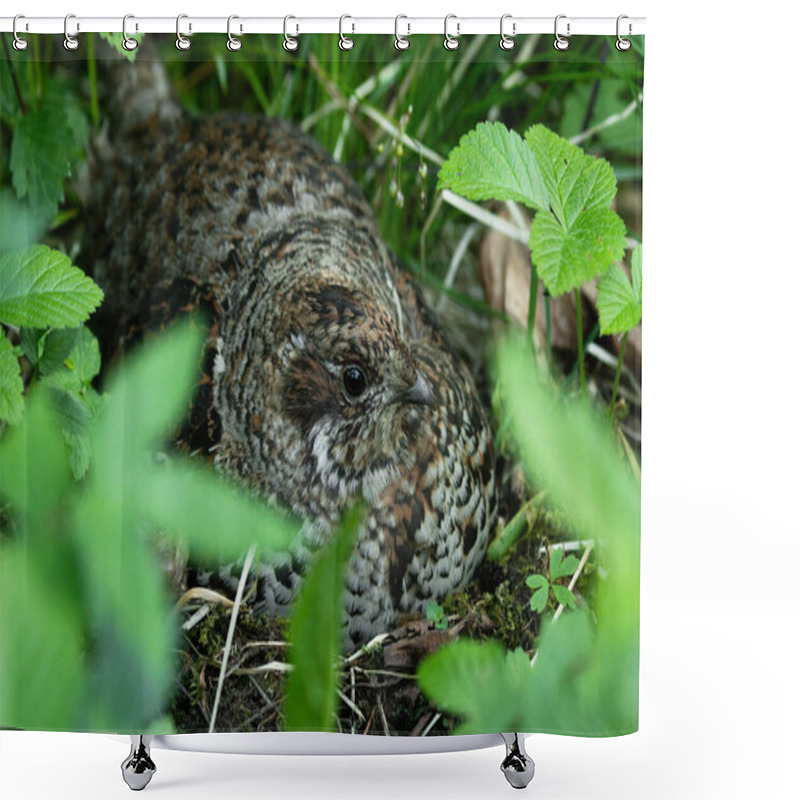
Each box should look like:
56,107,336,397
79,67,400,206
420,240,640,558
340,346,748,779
436,223,479,312
377,693,391,736
209,544,256,733
421,712,442,737
569,93,643,147
530,542,595,666
344,632,390,664
181,604,210,631
441,190,529,244
337,688,366,722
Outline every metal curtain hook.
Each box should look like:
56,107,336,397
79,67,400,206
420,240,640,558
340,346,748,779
63,13,79,51
339,14,354,50
122,14,138,51
227,15,242,51
443,14,460,51
283,15,299,52
616,14,632,51
500,14,516,50
554,14,570,51
394,15,410,51
176,14,191,50
12,15,29,51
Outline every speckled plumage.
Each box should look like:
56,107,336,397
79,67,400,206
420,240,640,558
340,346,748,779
86,59,496,649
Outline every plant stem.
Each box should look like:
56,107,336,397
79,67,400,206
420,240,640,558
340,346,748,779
526,263,538,361
87,34,99,129
544,289,552,377
608,331,629,426
574,287,587,403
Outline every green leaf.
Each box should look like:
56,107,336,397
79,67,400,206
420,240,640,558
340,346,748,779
39,328,81,376
99,31,143,62
90,319,203,470
525,125,627,296
67,325,102,384
0,334,24,425
529,205,626,297
0,246,104,328
551,583,578,609
10,106,75,220
19,326,44,366
525,574,550,614
0,189,48,257
596,262,642,335
418,642,536,734
437,121,549,210
0,543,87,730
284,506,362,732
550,547,580,580
135,462,298,561
631,244,642,301
0,387,72,520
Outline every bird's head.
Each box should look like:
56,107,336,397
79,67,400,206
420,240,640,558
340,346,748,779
277,283,436,496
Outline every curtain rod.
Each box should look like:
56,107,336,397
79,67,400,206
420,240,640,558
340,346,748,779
1,16,646,37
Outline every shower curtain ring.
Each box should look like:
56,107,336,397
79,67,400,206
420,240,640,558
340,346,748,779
499,14,516,50
339,15,355,50
553,14,570,51
394,15,410,51
443,14,460,50
176,14,191,50
63,13,79,51
227,15,243,51
122,14,138,51
616,15,632,51
283,15,299,52
12,15,29,51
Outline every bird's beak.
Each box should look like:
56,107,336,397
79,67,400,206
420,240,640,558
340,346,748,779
400,370,436,408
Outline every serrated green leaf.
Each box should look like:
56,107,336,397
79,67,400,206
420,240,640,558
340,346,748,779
596,263,642,335
550,548,580,580
39,328,81,376
631,245,642,301
99,31,144,62
529,585,549,614
10,107,74,220
529,206,626,297
438,121,549,210
0,335,24,425
284,506,362,732
522,125,627,296
552,583,578,609
67,325,102,384
0,246,104,328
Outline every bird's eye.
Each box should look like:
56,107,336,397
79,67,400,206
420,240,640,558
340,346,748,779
342,365,368,398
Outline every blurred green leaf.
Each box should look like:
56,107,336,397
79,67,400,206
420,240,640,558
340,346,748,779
551,584,577,609
550,547,580,581
10,107,74,220
0,334,24,425
0,543,87,730
0,387,71,516
525,574,549,613
437,121,548,210
0,246,104,328
0,189,48,257
284,506,362,732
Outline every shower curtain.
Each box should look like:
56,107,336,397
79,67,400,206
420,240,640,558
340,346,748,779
0,19,643,746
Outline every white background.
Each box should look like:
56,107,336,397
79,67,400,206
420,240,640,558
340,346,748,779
2,1,799,798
